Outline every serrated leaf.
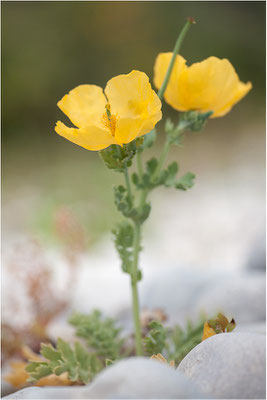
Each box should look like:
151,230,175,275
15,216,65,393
53,365,68,376
69,310,125,361
113,221,134,274
144,321,167,356
30,364,53,381
41,343,62,363
57,339,76,364
175,172,195,190
99,141,139,172
25,362,47,374
162,162,179,187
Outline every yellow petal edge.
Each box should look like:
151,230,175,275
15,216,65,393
154,53,252,118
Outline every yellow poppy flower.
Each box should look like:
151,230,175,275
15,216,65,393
154,53,252,118
55,70,162,151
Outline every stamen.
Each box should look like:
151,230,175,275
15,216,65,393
102,103,117,136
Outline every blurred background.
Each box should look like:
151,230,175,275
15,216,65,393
2,1,266,394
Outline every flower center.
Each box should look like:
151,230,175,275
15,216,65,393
102,104,117,136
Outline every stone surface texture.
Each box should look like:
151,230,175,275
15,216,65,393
84,357,206,399
178,332,266,399
140,269,265,327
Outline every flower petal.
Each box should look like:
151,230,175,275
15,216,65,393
179,57,240,113
154,53,188,111
57,85,106,129
55,121,116,151
211,80,252,117
105,70,162,121
114,117,144,144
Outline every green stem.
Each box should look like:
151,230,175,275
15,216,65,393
136,151,144,178
157,18,195,100
131,222,143,356
152,139,171,181
124,161,133,204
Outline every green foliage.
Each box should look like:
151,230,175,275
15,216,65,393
165,111,212,146
114,185,151,224
99,140,143,172
26,339,102,384
165,119,185,145
175,172,196,190
143,317,206,366
132,158,195,192
69,310,125,361
144,321,167,356
113,221,134,274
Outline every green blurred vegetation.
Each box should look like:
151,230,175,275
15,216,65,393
2,1,266,245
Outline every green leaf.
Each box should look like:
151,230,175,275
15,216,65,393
40,343,62,363
179,110,213,132
161,162,179,187
26,338,103,385
57,339,76,364
25,362,48,374
113,221,134,274
175,172,195,190
69,310,125,361
144,321,167,356
114,185,138,219
99,140,141,172
27,364,53,382
165,118,185,146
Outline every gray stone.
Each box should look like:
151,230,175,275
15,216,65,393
140,267,219,327
84,357,206,399
3,387,89,399
247,232,266,272
178,332,266,399
140,268,266,326
195,273,266,323
3,387,42,399
235,321,266,335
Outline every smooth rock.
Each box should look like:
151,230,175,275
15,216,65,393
141,268,266,326
247,232,266,272
3,387,89,399
195,273,265,323
3,387,42,399
178,332,266,399
84,357,207,399
235,321,266,335
140,267,219,327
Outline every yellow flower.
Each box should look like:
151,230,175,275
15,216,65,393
55,70,162,151
154,53,252,118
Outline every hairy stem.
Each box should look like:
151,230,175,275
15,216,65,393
152,140,171,182
123,162,133,204
136,151,144,178
157,18,195,100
